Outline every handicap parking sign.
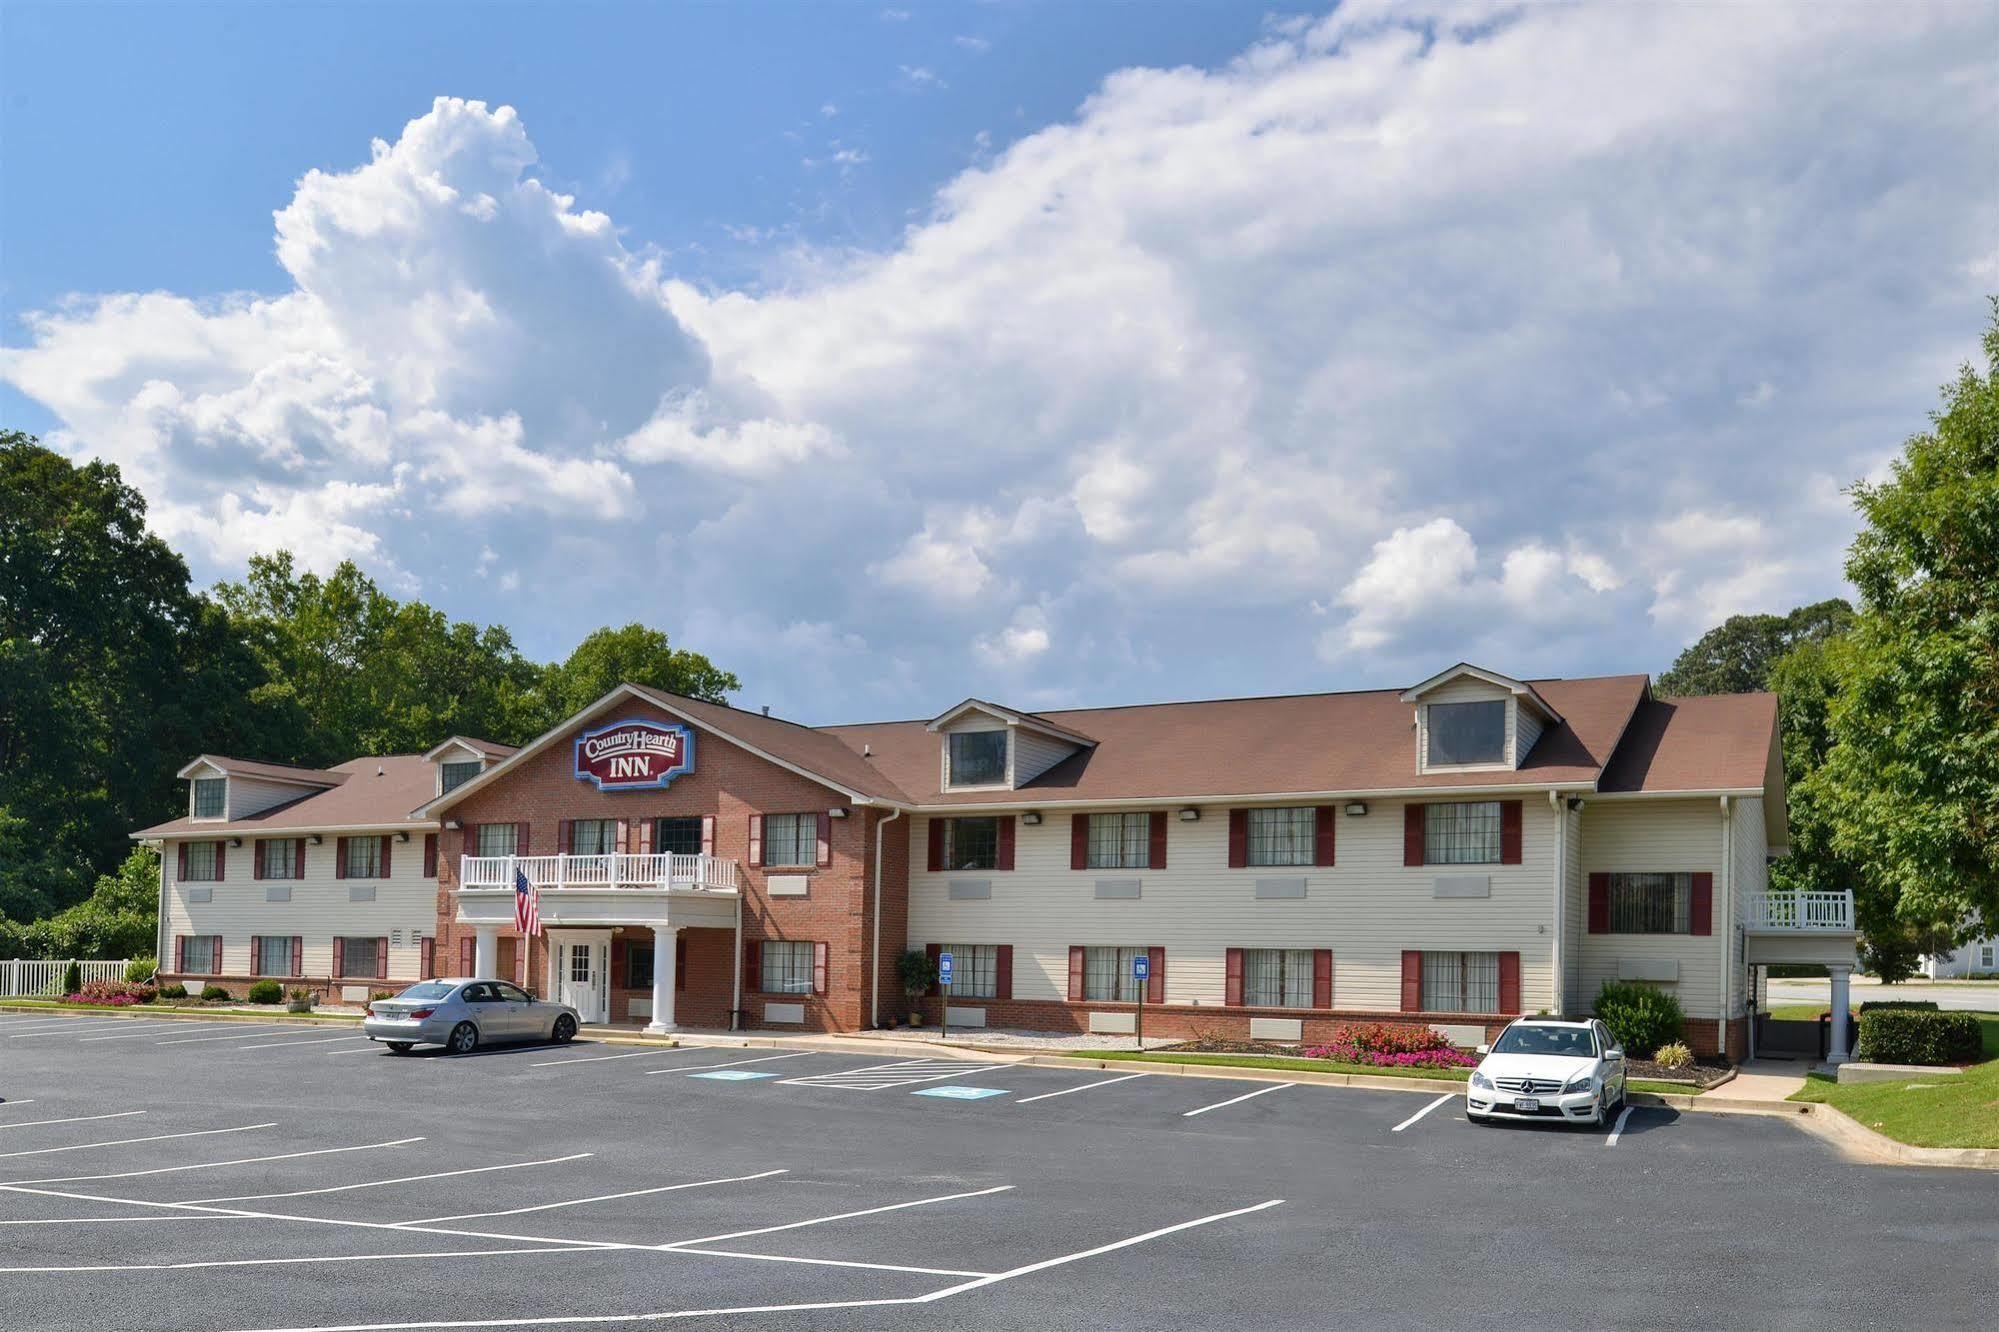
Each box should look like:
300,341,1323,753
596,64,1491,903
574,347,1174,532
1132,953,1149,981
938,950,953,986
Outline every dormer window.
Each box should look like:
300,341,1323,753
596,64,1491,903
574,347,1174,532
1427,701,1506,766
948,731,1008,787
192,778,226,819
439,760,481,794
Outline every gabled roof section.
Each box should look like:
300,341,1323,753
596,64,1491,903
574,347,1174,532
172,755,343,787
135,755,435,838
421,735,521,763
1596,691,1781,795
1399,662,1565,724
924,698,1097,746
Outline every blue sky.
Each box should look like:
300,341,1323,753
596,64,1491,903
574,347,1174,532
4,1,1995,723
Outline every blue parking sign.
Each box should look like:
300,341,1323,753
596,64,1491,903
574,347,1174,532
1132,953,1149,981
938,950,954,986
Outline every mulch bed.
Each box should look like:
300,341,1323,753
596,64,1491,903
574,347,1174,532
1624,1055,1735,1088
1163,1037,1308,1057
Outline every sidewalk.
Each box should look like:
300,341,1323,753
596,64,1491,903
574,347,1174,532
1721,1058,1811,1101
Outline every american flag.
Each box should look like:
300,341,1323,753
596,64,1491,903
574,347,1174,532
514,867,540,937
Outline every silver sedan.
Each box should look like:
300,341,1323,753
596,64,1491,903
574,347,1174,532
362,979,580,1054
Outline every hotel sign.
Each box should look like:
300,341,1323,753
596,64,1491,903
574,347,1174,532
574,719,695,792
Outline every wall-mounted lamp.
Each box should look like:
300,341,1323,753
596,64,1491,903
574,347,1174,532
1344,802,1369,816
1566,797,1587,812
1021,811,1043,825
396,831,411,843
1177,807,1201,822
308,834,323,845
444,819,461,831
228,837,243,848
828,807,849,820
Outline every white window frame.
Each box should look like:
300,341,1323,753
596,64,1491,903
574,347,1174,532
261,839,299,881
1086,813,1150,870
1246,807,1315,867
763,813,815,868
344,836,383,879
1606,872,1693,935
439,760,481,795
254,935,295,976
569,819,617,856
191,777,227,819
476,824,518,858
181,935,218,973
1083,946,1145,1002
937,943,998,999
339,936,381,978
183,841,221,882
1421,950,1500,1014
946,730,1010,788
1423,801,1502,865
761,940,814,994
1242,947,1315,1008
941,817,1001,871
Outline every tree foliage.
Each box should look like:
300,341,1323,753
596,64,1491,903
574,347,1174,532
0,847,162,961
1657,599,1854,697
538,623,740,719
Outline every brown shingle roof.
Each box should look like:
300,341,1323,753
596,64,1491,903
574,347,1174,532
1596,693,1778,793
133,755,439,838
181,755,343,786
627,686,914,803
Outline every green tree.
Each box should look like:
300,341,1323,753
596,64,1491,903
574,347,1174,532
0,847,161,961
1809,305,1999,937
536,623,740,722
1657,599,1855,697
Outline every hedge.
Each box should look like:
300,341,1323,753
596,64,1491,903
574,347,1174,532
1858,999,1938,1013
1853,1009,1984,1065
1594,980,1684,1056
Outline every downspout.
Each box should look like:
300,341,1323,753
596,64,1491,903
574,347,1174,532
870,808,904,1029
1720,795,1733,1057
730,892,742,1032
1547,791,1565,1016
154,840,169,976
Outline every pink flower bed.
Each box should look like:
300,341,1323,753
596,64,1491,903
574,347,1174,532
1304,1022,1478,1070
64,980,156,1006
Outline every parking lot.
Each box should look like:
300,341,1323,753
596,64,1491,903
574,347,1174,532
2,1011,1991,1330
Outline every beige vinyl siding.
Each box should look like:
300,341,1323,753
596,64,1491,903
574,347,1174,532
227,776,323,820
164,833,436,981
907,798,1558,1013
1560,798,1583,1015
1012,729,1081,785
1514,705,1546,765
1728,795,1767,1018
1570,798,1724,1020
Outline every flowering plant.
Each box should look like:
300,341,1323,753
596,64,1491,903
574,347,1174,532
1304,1022,1477,1069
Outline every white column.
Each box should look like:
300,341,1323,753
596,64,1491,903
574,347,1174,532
645,926,679,1034
474,926,499,979
1826,965,1853,1064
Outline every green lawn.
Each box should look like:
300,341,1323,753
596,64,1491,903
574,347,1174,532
0,999,363,1020
1788,1012,1999,1149
1057,1050,1703,1095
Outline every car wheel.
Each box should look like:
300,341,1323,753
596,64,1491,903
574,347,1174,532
386,1042,414,1054
447,1022,479,1055
551,1014,577,1044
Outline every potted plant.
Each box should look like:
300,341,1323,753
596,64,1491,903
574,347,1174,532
895,949,936,1027
285,986,315,1014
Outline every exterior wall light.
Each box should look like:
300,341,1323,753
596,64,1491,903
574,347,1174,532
1021,811,1043,825
1178,807,1201,822
228,837,243,847
308,834,323,845
444,819,461,831
396,831,411,842
1344,802,1369,816
828,807,850,819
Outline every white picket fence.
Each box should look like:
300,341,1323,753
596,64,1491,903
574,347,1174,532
0,959,132,998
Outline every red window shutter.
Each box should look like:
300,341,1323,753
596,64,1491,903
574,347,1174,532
1498,951,1521,1013
1070,814,1089,870
744,942,762,994
215,842,225,881
675,934,687,991
557,820,572,854
1148,812,1167,870
1312,949,1333,1008
812,942,829,997
1227,810,1248,868
816,812,832,867
927,820,945,872
290,936,303,978
378,836,390,878
997,817,1016,871
1691,872,1713,936
177,843,188,880
1400,951,1423,1011
376,938,389,980
335,837,348,879
1588,873,1610,934
294,840,305,878
463,828,479,867
253,841,265,880
1403,806,1426,866
333,938,345,979
1146,947,1165,1004
925,942,942,996
515,824,529,856
423,834,437,878
420,936,435,980
251,938,262,977
1314,807,1337,867
175,936,185,973
1067,945,1086,1000
1500,801,1523,865
211,936,223,975
1224,948,1244,1006
700,815,715,856
459,936,474,976
995,944,1013,1000
748,815,763,868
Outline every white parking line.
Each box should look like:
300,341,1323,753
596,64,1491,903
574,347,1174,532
13,1136,419,1185
0,1244,610,1275
152,1025,305,1044
1390,1093,1455,1133
658,1183,1015,1250
80,1021,254,1041
188,1152,592,1203
1605,1105,1634,1146
7,1019,151,1037
777,1057,1010,1091
399,1168,788,1225
230,1035,371,1051
667,1246,993,1278
1181,1083,1294,1118
0,1214,254,1226
1015,1072,1150,1104
642,1051,814,1076
526,1045,701,1068
0,1121,277,1161
0,1111,147,1131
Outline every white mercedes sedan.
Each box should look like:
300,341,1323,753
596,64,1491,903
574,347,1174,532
1466,1017,1627,1127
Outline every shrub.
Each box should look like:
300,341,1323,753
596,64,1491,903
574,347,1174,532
285,987,315,1013
1304,1022,1478,1070
1594,981,1684,1056
68,979,156,1006
245,979,284,1005
1652,1041,1694,1070
371,990,394,1002
1858,999,1938,1013
200,984,231,1002
124,957,159,984
61,961,82,995
1854,1010,1984,1065
895,949,936,1004
157,983,187,1000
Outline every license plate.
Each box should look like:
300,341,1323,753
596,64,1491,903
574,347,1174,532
1514,1097,1541,1112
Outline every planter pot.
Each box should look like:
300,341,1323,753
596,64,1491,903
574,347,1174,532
907,1013,925,1027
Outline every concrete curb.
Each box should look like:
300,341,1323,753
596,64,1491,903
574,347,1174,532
0,1003,363,1028
1016,1052,1469,1095
1786,1100,1999,1170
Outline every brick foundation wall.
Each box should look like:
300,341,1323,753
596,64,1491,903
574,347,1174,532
1681,1016,1747,1060
905,995,1517,1045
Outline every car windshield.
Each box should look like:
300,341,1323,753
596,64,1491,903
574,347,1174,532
1492,1025,1597,1058
394,982,456,1001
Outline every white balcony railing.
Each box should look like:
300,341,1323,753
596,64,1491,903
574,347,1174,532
459,853,738,894
1741,890,1854,932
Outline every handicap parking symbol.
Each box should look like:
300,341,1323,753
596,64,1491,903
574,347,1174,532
691,1070,779,1081
912,1086,1008,1100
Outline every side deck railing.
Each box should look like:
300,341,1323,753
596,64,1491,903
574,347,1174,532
1741,890,1854,932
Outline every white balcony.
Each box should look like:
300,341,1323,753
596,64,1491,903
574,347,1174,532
459,853,738,894
454,853,740,932
1741,891,1854,933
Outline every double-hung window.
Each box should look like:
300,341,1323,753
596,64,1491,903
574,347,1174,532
440,760,481,794
260,839,299,879
1083,946,1145,1002
937,944,998,999
656,817,703,856
947,731,1008,786
1087,813,1150,870
181,935,218,973
183,841,221,882
1608,873,1693,934
476,823,518,858
254,936,295,977
1247,808,1315,866
1242,948,1316,1008
1424,801,1501,865
626,945,655,989
941,817,999,870
339,937,380,978
344,836,383,878
1427,701,1506,765
762,814,815,868
192,778,226,818
569,819,617,856
1421,951,1500,1013
760,940,814,994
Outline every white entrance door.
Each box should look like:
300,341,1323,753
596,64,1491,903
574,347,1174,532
557,938,609,1023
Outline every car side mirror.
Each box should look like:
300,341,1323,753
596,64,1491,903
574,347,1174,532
1475,1044,1490,1056
1606,1048,1624,1062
